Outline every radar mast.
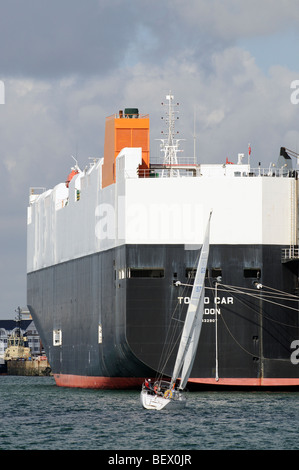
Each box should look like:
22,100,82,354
159,93,183,177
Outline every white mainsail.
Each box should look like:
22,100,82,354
171,211,212,390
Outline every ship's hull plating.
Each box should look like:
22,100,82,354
27,244,299,389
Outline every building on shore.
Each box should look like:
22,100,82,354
0,318,49,374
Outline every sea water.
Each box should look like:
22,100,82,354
0,375,298,451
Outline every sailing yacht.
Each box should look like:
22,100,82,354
140,211,212,410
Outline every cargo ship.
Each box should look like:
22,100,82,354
27,95,299,389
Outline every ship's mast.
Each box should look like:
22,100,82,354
159,93,182,177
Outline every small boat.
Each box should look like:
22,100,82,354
140,211,212,410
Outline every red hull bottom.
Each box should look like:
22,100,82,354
54,374,145,389
54,374,299,389
189,377,299,387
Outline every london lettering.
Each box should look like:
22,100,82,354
177,295,233,321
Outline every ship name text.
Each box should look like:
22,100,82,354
177,296,233,305
177,296,233,319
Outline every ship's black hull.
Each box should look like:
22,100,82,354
27,244,299,388
0,362,7,374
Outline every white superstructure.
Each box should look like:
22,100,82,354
27,147,297,273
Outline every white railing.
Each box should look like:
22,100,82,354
29,187,46,204
249,167,297,178
282,247,299,261
124,166,299,179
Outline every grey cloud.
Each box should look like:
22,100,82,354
1,0,299,81
0,0,140,78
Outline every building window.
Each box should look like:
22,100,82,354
127,268,164,278
98,325,103,344
244,268,261,279
186,268,196,279
211,268,222,278
118,269,126,279
186,268,209,279
53,329,62,346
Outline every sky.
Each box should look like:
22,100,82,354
1,0,299,319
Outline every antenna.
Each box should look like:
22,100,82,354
71,155,78,166
193,106,196,164
71,155,80,172
158,93,183,177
